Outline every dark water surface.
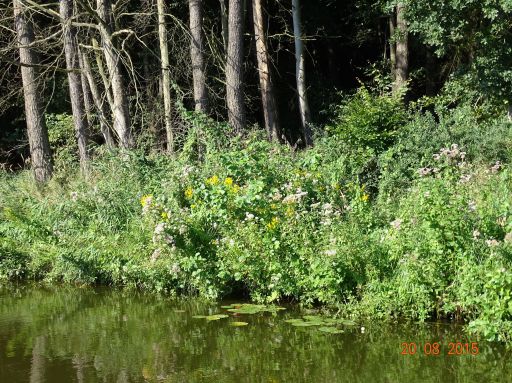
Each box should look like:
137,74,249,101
0,285,510,383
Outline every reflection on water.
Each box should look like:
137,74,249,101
0,284,510,382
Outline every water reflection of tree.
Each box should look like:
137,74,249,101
0,285,510,382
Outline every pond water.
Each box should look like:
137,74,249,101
0,285,510,382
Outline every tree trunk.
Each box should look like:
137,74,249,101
252,0,279,141
389,14,396,82
508,104,512,121
60,0,89,174
96,0,133,148
14,0,53,183
91,37,114,111
189,0,208,113
226,0,246,133
80,52,115,147
292,0,312,146
157,0,174,153
219,0,228,52
394,3,408,94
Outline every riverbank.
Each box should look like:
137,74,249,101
2,100,512,343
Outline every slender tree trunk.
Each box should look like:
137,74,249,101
14,0,53,183
189,0,208,113
80,52,115,147
219,0,228,52
252,0,279,141
60,0,89,173
508,104,512,121
394,3,408,94
80,66,94,128
226,0,246,133
389,14,396,82
91,37,114,111
292,0,312,146
157,0,174,153
96,0,133,148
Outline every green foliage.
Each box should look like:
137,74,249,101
326,87,408,152
2,102,512,342
46,113,78,172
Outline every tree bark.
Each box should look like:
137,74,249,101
80,52,115,147
96,0,133,148
252,0,279,141
14,0,53,183
226,0,246,133
157,0,174,153
60,0,89,174
389,14,396,82
292,0,312,146
219,0,228,52
189,0,208,113
394,3,408,94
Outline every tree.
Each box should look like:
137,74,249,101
96,0,132,149
13,0,53,183
189,0,208,113
393,2,408,94
157,0,174,152
252,0,280,141
292,0,312,146
226,0,246,133
60,0,89,173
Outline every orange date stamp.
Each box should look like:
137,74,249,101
400,342,479,356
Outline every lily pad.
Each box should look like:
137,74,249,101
206,314,229,321
192,315,207,319
230,321,249,327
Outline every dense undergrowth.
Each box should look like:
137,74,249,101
2,88,512,342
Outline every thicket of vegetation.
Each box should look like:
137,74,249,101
1,0,512,342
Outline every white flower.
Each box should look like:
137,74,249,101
154,223,166,235
324,249,337,256
245,212,255,221
390,219,403,230
472,230,481,240
468,201,477,212
170,263,181,274
70,191,78,202
229,239,235,246
486,239,499,247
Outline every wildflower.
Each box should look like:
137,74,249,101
459,174,472,183
324,249,337,256
70,191,78,202
490,161,502,173
170,263,181,275
179,225,187,235
361,193,369,202
468,201,477,212
140,194,153,207
473,230,481,240
390,219,403,230
224,177,234,187
272,191,283,201
433,154,441,161
504,232,512,244
424,191,431,198
164,234,175,245
245,212,255,221
418,167,432,177
486,239,500,247
266,217,279,230
151,248,161,263
497,217,506,227
360,326,365,333
206,175,219,186
184,187,193,199
161,211,169,220
229,239,235,246
154,222,166,235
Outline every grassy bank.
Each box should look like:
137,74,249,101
2,91,512,342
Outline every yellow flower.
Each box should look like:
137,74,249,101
361,193,369,202
224,177,234,187
184,187,193,199
206,175,219,185
266,217,279,230
161,211,169,220
140,194,153,207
